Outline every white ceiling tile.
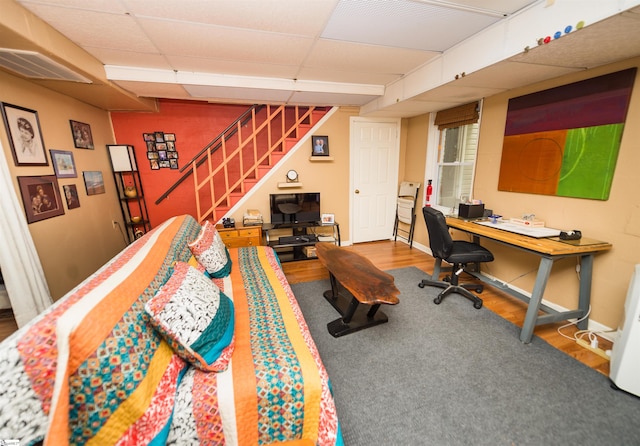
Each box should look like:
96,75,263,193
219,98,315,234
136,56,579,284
86,46,170,69
137,18,314,64
18,3,157,53
305,39,438,74
184,84,292,102
122,0,338,36
322,0,499,51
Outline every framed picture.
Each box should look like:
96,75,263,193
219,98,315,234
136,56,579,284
164,133,176,142
17,175,65,223
69,120,94,149
143,133,155,142
62,184,80,209
83,171,105,195
50,149,77,178
321,213,335,225
1,102,48,166
312,135,329,156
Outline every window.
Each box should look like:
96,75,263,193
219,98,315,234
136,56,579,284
436,123,479,210
425,101,481,214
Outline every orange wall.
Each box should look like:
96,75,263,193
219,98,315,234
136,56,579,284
110,100,249,226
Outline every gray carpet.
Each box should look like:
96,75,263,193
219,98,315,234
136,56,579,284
290,267,640,446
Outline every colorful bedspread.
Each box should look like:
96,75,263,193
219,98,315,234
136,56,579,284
0,215,200,445
168,246,342,446
0,214,342,446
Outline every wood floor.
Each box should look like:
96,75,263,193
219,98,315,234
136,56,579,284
283,240,612,376
0,240,612,376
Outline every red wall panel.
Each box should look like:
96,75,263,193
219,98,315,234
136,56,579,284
110,99,249,227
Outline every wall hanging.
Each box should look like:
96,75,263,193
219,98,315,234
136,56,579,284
498,68,636,200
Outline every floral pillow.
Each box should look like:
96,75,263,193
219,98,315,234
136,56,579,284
188,220,232,278
145,262,234,371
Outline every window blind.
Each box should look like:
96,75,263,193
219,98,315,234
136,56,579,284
434,101,480,130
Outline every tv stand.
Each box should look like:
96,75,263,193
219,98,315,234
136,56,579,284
263,222,340,262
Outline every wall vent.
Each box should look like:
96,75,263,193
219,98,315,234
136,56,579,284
0,48,91,83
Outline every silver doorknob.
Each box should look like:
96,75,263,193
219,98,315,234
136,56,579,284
355,189,360,194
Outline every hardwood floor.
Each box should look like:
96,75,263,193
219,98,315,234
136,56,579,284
0,241,612,376
283,240,613,376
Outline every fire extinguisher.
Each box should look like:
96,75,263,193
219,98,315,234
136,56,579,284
425,179,433,206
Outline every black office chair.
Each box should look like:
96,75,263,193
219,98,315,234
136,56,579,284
418,206,494,309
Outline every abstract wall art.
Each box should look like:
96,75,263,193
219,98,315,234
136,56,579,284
498,68,636,200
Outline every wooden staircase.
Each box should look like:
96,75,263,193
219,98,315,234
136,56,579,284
156,104,331,223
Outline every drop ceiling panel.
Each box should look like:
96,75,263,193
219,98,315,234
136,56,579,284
113,80,190,100
295,66,400,86
305,39,438,74
122,0,338,36
86,46,169,70
184,84,292,103
138,18,314,64
289,90,378,107
323,0,500,51
509,12,640,69
19,3,157,53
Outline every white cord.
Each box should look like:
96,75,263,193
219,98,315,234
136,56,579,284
556,305,592,341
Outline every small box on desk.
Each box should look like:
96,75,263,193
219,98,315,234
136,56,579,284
458,203,485,219
303,246,317,258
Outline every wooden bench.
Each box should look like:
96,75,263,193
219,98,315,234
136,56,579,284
315,242,400,337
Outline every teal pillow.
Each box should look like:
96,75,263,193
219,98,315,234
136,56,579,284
145,262,234,371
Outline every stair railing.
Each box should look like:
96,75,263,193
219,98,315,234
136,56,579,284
194,104,318,223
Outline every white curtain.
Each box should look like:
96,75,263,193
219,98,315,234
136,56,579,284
0,140,53,327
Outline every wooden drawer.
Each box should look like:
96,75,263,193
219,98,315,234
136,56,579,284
224,236,261,249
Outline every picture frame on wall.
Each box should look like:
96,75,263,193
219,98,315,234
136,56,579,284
311,135,329,156
83,171,105,195
18,175,65,223
70,120,94,149
1,102,48,166
63,184,80,209
50,149,77,178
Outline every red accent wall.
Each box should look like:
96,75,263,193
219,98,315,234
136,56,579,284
110,99,249,227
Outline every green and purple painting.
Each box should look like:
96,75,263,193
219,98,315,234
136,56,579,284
498,68,636,200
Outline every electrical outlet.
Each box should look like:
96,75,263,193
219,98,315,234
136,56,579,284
112,219,117,229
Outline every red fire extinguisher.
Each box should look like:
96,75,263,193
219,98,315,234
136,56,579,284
425,179,433,207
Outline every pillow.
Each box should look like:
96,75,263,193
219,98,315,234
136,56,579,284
145,262,235,371
188,220,232,278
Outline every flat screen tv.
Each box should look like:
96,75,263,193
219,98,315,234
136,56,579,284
270,192,320,225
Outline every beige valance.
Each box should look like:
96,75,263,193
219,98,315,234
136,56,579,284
434,101,479,129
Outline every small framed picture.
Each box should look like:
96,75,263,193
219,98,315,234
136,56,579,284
154,131,165,143
50,149,77,178
1,102,48,166
321,213,335,225
164,133,176,142
143,133,155,142
18,175,65,223
63,184,80,209
83,171,105,195
70,120,94,149
311,135,329,156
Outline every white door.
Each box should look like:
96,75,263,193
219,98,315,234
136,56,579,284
350,117,400,243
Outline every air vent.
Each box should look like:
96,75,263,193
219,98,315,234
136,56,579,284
0,48,91,83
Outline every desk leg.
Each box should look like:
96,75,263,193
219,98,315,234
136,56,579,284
520,257,554,343
577,254,594,331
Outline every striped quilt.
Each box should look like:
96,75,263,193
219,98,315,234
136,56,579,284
0,214,342,446
167,246,342,445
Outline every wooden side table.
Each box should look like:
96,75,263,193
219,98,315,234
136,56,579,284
215,224,262,248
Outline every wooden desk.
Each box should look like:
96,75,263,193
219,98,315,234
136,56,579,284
445,217,612,343
316,242,400,337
